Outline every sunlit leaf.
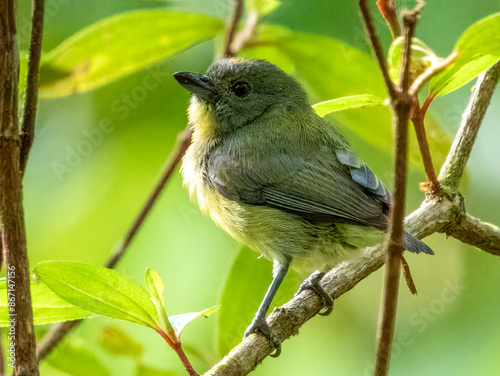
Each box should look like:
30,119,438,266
169,305,219,341
429,55,499,97
246,0,281,16
100,326,143,358
218,246,300,355
46,340,111,376
39,11,224,98
430,12,500,97
145,268,173,336
0,277,95,327
35,261,159,328
313,94,386,117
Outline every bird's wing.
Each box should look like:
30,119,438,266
208,143,390,229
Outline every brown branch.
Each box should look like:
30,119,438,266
411,99,440,193
37,125,193,360
20,0,45,175
224,0,244,57
374,10,418,376
376,0,401,38
438,61,500,191
0,0,39,374
359,0,397,100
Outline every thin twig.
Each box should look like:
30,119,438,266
37,126,193,360
20,0,45,175
411,99,439,193
106,126,192,269
374,10,419,376
409,53,457,97
438,61,500,191
448,214,500,256
229,10,259,54
376,0,401,38
359,0,397,100
224,0,244,57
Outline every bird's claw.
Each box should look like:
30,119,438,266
244,316,282,357
295,270,334,316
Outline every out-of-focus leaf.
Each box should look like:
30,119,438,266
169,305,219,341
430,12,500,97
145,268,173,337
18,51,29,97
46,340,111,376
0,277,95,326
100,326,143,358
218,246,300,356
313,94,386,117
246,0,281,16
387,37,439,83
39,11,224,98
35,261,159,328
242,25,452,173
136,365,175,376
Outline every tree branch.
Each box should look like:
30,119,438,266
20,0,45,175
224,0,244,57
0,0,39,374
447,214,500,256
438,61,500,191
374,10,418,376
359,0,397,100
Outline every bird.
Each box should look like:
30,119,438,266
173,57,433,355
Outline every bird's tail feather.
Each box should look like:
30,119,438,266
403,232,434,255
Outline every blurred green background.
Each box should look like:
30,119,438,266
12,0,500,375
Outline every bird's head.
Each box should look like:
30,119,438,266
173,58,311,139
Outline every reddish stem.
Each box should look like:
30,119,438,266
156,329,199,376
376,0,401,38
411,96,440,193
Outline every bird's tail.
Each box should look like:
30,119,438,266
403,232,434,255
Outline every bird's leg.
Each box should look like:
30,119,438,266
295,270,334,316
244,257,291,357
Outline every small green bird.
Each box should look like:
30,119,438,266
173,58,433,354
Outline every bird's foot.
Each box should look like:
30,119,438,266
295,270,334,316
244,315,281,357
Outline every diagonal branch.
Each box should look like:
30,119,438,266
224,0,244,57
37,125,192,360
20,0,45,175
359,0,397,100
438,61,500,191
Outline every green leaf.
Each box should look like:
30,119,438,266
169,305,219,341
218,246,300,355
0,277,96,326
429,55,499,97
312,94,386,117
100,326,143,358
246,0,281,16
46,339,111,376
39,11,224,98
387,37,439,83
144,268,173,337
430,12,500,97
35,261,159,328
242,25,452,173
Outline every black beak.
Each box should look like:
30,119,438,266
173,72,216,102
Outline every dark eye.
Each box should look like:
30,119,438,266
231,82,252,98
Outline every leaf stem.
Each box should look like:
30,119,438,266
376,0,401,38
